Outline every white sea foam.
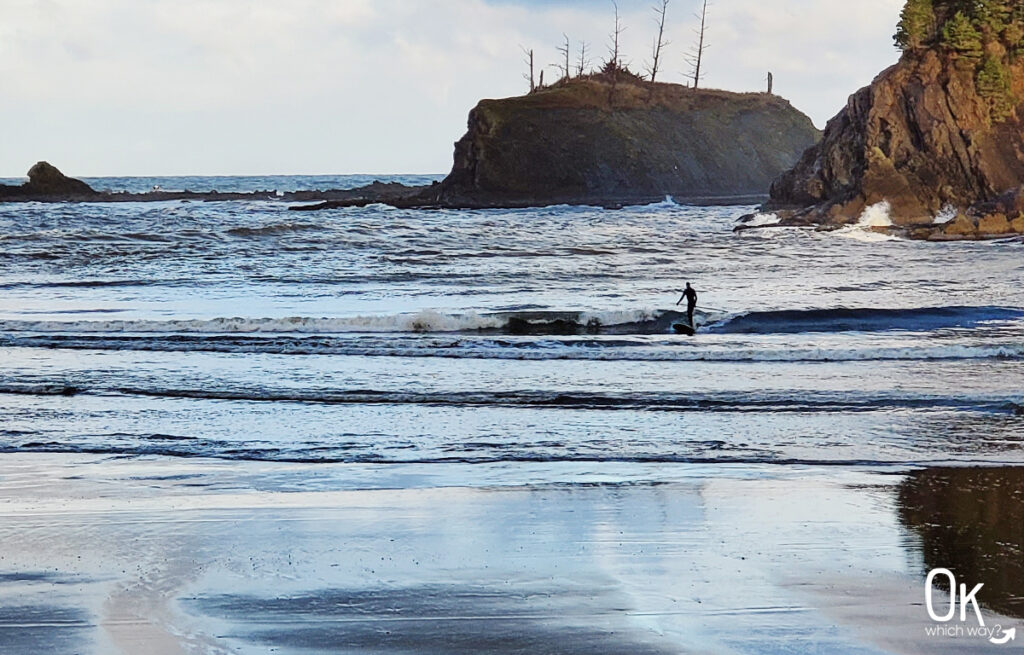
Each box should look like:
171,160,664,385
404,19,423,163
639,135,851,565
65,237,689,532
0,308,676,336
743,212,781,227
857,201,894,228
578,308,659,326
0,312,502,335
835,202,900,242
933,204,958,225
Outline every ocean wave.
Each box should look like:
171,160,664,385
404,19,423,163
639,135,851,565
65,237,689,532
225,222,324,237
1,383,1018,415
2,305,1019,339
0,309,686,336
0,383,81,396
706,306,1024,335
1,333,1024,364
0,435,1009,468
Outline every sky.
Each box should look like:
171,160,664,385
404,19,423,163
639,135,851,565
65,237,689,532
0,0,904,176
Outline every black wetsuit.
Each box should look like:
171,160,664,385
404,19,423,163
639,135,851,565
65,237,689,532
683,287,698,326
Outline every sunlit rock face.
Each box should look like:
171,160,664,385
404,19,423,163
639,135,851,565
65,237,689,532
766,1,1024,236
429,74,819,208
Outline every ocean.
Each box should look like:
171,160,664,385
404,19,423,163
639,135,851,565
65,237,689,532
2,175,1022,468
1,175,1023,654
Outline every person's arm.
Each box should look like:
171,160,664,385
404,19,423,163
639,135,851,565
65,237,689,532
676,293,684,306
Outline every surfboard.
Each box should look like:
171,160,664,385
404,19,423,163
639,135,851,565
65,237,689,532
672,322,696,336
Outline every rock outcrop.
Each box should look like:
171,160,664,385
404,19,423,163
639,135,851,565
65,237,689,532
764,1,1024,238
24,161,97,196
4,77,819,212
0,163,429,206
0,162,97,199
422,74,820,208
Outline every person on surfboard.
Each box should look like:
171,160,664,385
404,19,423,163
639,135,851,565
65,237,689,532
677,283,698,327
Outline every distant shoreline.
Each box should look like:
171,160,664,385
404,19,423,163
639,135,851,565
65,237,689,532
0,164,767,210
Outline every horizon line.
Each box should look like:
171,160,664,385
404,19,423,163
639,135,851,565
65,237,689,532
0,170,449,180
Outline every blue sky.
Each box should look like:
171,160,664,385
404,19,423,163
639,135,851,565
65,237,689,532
0,0,903,176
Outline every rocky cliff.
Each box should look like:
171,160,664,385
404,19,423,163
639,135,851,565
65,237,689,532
424,75,819,208
765,1,1024,239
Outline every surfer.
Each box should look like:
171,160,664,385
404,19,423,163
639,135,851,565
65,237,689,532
677,283,698,327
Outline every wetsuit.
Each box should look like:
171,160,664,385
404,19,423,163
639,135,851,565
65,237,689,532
683,287,698,326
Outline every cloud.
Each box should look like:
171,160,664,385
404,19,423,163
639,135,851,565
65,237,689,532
0,0,903,176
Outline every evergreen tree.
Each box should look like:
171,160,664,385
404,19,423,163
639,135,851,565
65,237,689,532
1004,22,1024,54
942,11,984,56
1004,2,1024,53
973,0,1010,35
896,0,936,51
976,54,1014,121
977,54,1010,97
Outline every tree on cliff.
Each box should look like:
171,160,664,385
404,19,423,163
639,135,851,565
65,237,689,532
972,0,1010,35
942,10,983,57
686,0,710,88
522,47,536,93
607,0,626,71
895,0,936,51
977,54,1014,119
916,1,1020,51
557,33,572,81
644,0,671,83
577,41,592,77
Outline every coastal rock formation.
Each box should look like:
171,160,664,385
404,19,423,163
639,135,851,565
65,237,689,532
4,78,818,212
0,162,97,199
0,163,427,206
765,1,1024,238
425,75,820,208
24,161,97,196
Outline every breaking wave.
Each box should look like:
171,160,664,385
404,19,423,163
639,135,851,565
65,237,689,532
707,306,1024,335
0,306,1020,365
0,309,687,336
1,305,1019,339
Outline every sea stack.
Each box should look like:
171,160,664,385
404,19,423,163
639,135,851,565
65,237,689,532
24,161,97,197
424,71,820,208
0,161,97,200
765,1,1024,238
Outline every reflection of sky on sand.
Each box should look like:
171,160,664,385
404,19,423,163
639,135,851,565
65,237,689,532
1,456,1021,654
181,474,908,653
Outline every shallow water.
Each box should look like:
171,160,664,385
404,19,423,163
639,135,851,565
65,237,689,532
1,175,1022,469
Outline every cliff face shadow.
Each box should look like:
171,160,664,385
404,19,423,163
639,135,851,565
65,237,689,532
897,467,1024,619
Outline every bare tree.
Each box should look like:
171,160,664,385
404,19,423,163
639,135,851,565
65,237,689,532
607,0,625,71
576,41,592,77
556,33,571,81
645,0,671,83
522,46,536,93
686,0,709,88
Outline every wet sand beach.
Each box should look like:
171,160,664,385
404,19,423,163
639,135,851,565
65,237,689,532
1,454,1019,654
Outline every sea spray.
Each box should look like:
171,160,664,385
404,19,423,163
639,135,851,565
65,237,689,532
836,201,899,242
